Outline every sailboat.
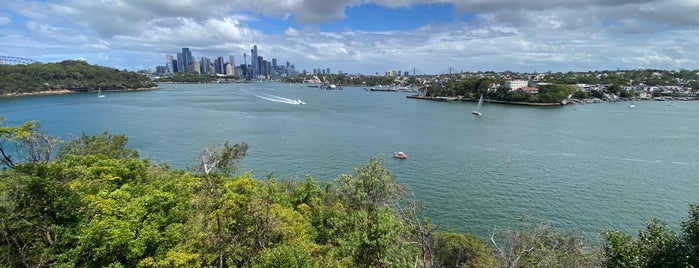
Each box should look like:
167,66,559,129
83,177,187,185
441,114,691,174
97,88,106,98
472,94,483,116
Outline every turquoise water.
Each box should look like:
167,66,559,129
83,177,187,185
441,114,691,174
2,83,698,240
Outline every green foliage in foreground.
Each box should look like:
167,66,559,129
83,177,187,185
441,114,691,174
2,118,699,267
0,60,156,95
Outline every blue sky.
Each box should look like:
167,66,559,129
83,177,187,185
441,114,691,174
1,0,698,74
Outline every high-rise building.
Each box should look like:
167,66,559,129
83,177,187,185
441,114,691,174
181,48,192,73
251,45,259,77
257,56,263,78
215,56,225,74
165,55,174,73
200,57,212,74
176,52,184,73
193,60,201,74
229,55,235,69
226,64,234,76
267,61,272,78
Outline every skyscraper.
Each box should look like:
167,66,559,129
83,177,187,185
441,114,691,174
257,56,264,77
181,48,192,73
200,57,212,74
176,52,184,73
251,45,259,77
215,56,225,74
166,55,174,73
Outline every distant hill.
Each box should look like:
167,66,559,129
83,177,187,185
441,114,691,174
0,60,157,96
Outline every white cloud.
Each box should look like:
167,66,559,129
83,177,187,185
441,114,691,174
1,0,698,73
97,53,109,60
0,14,9,25
285,27,301,37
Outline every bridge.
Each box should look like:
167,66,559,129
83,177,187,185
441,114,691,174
0,56,41,65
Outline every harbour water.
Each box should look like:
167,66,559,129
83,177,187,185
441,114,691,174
2,82,698,240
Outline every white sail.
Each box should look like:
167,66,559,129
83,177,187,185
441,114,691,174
472,94,483,115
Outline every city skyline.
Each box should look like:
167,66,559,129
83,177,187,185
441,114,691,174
1,1,699,74
162,45,306,79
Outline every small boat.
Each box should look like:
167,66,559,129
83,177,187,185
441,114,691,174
393,151,407,159
629,102,635,108
472,94,483,116
97,88,105,98
295,99,305,105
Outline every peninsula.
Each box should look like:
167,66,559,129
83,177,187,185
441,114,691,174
0,60,157,97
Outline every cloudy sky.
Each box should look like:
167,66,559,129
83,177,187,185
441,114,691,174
1,0,698,74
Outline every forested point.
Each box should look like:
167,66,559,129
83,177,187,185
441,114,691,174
2,117,699,267
0,60,157,95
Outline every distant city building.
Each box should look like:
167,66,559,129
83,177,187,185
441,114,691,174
181,48,192,73
215,56,225,74
161,45,299,79
156,65,168,75
226,64,234,76
251,45,259,77
200,57,212,74
165,55,174,73
193,60,201,74
176,52,184,73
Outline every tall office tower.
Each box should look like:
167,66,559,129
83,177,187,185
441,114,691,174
176,52,184,73
272,58,277,71
229,55,235,69
267,62,273,78
251,45,259,77
193,60,201,74
181,48,192,73
214,56,225,74
200,57,212,74
226,64,234,76
166,55,174,73
257,56,263,78
326,68,330,74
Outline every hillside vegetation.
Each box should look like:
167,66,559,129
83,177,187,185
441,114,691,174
1,117,699,267
0,60,156,95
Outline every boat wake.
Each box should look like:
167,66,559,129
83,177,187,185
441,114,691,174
242,89,305,105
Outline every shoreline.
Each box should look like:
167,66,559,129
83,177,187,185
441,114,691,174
406,94,697,106
0,87,159,98
406,94,563,106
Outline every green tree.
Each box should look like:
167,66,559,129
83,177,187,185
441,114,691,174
0,118,60,168
490,220,599,268
433,231,496,268
195,141,248,177
0,164,81,267
57,131,139,160
334,156,415,267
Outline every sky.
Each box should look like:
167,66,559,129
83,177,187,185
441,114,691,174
1,0,698,74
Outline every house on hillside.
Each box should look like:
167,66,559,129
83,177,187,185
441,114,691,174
505,79,529,91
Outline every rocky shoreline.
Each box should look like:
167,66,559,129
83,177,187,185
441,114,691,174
406,94,564,106
0,87,159,98
407,94,697,106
